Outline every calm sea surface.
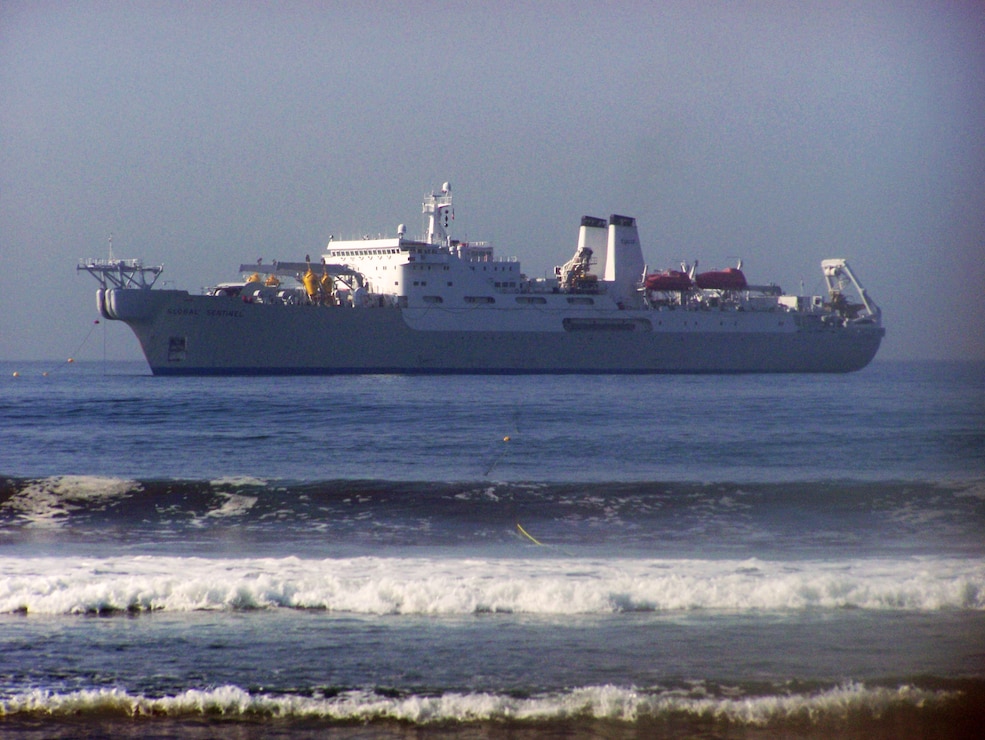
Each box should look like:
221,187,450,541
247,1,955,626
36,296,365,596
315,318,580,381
1,360,983,738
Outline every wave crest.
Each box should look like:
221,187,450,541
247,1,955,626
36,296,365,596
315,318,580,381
0,682,962,726
2,555,982,615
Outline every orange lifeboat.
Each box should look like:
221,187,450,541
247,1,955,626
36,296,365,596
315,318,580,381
644,270,692,291
695,268,747,290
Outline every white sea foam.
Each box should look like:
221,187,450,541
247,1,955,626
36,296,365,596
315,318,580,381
204,493,258,518
1,555,982,615
209,476,268,488
955,480,985,501
0,682,958,724
0,476,139,528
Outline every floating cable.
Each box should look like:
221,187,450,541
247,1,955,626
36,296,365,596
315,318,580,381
43,320,101,376
516,522,544,546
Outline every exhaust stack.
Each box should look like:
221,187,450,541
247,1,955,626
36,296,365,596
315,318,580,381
605,214,645,306
577,215,608,273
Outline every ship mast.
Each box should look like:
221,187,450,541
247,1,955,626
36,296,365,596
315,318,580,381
422,182,453,245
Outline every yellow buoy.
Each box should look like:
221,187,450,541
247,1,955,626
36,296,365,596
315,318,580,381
503,436,510,442
12,371,19,377
67,358,74,363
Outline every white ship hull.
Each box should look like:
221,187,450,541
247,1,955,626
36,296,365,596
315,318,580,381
101,288,884,375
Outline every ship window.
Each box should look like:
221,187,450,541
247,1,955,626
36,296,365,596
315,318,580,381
423,296,443,304
167,336,187,362
465,296,495,304
562,318,650,332
516,296,547,304
567,297,594,305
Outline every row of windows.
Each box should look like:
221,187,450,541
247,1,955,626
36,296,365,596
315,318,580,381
326,252,516,267
415,295,597,306
328,248,402,257
653,319,787,327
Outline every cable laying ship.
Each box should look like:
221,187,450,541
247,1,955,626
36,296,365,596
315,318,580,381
79,183,884,375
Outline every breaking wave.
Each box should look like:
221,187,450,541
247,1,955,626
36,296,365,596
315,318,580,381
2,554,982,615
2,475,984,535
0,475,141,529
0,681,972,734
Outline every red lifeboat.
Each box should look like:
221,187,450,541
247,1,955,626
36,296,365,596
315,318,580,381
644,270,692,291
695,268,747,290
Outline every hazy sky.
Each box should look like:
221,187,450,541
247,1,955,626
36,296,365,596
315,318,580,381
2,1,983,362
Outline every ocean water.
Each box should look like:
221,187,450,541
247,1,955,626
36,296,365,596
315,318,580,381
1,359,983,738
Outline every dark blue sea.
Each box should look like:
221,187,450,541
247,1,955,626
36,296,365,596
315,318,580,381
1,359,983,738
